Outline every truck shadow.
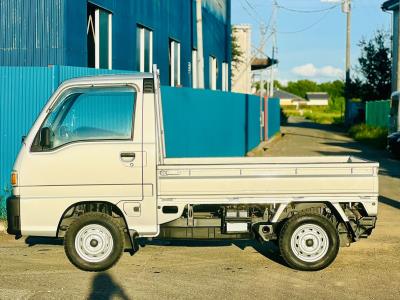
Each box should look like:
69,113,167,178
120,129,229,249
141,239,286,267
25,236,63,247
379,196,400,210
23,236,286,267
88,272,130,300
285,118,346,133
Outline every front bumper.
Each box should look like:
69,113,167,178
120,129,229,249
6,196,21,236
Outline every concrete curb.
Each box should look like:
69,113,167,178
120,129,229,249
247,133,284,157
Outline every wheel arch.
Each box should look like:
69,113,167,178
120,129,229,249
272,201,349,224
56,201,134,250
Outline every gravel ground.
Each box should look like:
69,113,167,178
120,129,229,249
0,117,399,300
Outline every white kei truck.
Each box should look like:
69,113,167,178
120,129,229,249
7,69,379,272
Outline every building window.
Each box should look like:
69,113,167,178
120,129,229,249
169,40,181,87
209,56,218,90
136,26,153,72
87,4,112,69
222,62,229,91
192,50,198,88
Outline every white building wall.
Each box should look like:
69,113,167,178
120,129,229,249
307,100,329,106
231,24,252,94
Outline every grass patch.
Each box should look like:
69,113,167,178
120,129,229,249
303,110,343,125
282,105,344,125
349,124,388,149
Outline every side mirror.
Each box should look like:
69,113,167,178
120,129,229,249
40,127,52,148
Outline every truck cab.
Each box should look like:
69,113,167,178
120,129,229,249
7,71,379,272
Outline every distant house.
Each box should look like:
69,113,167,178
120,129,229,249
274,89,307,106
306,92,329,106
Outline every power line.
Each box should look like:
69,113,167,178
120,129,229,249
277,9,334,34
240,0,264,26
277,4,340,14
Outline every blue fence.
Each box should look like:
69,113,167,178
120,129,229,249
0,66,280,213
267,98,281,139
162,87,261,157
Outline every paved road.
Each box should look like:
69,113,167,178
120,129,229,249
0,117,399,300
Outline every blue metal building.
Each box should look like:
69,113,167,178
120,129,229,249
0,0,231,90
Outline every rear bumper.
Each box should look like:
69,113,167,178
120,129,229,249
6,196,21,236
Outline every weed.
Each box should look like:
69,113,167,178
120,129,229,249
349,124,388,149
282,102,344,125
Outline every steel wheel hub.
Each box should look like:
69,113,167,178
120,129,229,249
75,224,114,263
290,223,329,263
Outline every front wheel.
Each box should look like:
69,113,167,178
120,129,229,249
279,213,339,271
64,212,125,272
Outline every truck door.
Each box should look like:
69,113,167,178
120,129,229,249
20,85,152,232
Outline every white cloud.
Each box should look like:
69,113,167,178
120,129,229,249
319,65,343,77
291,63,343,79
292,64,318,77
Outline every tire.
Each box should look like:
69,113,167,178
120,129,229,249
64,212,125,272
279,213,339,271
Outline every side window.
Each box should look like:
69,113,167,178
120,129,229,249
222,62,229,91
169,39,181,87
209,56,218,90
31,88,136,152
87,4,113,69
192,49,198,88
136,26,153,72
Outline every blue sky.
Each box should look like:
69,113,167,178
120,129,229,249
231,0,392,84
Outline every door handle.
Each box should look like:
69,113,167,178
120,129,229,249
120,152,136,163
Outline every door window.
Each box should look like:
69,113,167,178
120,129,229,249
32,88,136,151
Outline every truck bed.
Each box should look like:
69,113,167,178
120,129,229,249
157,156,379,198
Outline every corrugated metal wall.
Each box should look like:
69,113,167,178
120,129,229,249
366,100,391,128
0,0,231,90
0,0,66,66
161,86,261,158
267,98,281,139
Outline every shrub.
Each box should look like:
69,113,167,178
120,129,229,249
349,124,388,149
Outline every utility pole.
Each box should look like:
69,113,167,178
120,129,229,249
259,24,266,142
269,38,276,98
196,0,205,88
343,0,351,123
269,0,278,98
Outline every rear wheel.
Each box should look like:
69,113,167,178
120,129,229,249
279,213,339,271
64,212,124,272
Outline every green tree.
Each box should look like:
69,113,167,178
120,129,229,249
352,30,392,101
231,29,243,71
284,80,320,98
319,80,345,99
